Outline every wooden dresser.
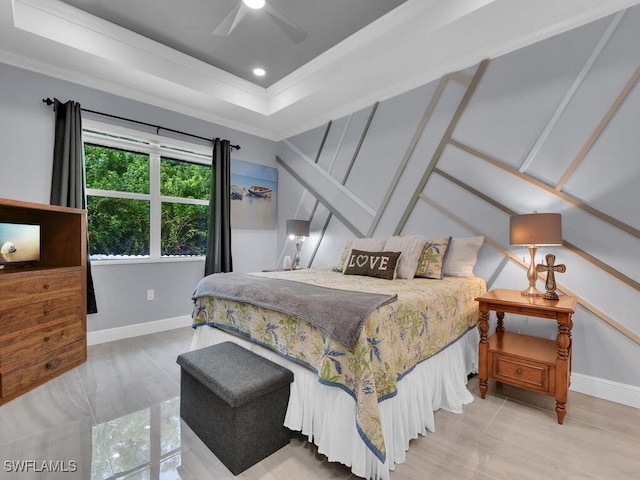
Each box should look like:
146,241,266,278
0,198,87,405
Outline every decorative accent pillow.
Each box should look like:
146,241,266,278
414,237,451,279
443,236,484,277
383,235,428,279
343,249,401,280
331,240,353,272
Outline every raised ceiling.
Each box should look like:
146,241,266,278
1,0,640,140
58,0,408,87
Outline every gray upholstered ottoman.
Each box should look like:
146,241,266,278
176,341,293,475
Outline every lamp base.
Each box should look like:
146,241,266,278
521,285,544,296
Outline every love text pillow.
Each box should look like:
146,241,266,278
343,249,401,280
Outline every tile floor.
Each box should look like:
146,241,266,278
0,327,638,479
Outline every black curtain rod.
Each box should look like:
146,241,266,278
42,98,240,150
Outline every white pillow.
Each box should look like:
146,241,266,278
383,235,428,279
351,238,387,251
443,236,484,277
343,238,387,271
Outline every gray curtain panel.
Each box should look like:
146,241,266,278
50,99,98,314
205,138,233,275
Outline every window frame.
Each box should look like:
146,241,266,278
83,119,212,264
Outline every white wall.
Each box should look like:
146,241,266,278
276,7,640,399
0,62,278,332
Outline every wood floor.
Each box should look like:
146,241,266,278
0,327,638,479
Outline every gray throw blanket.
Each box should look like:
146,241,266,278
192,272,398,350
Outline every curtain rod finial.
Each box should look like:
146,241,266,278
42,98,54,106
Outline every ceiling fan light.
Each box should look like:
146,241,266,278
243,0,265,9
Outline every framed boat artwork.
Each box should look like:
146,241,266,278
230,159,277,229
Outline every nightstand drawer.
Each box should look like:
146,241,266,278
491,353,554,393
0,317,84,368
0,340,86,398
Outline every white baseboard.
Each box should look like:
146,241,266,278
570,373,640,410
87,318,639,410
87,315,192,346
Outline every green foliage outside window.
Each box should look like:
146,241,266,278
160,157,211,256
87,196,150,256
161,203,208,256
84,144,212,258
85,144,149,193
160,157,212,199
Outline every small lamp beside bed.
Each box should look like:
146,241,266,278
286,219,310,269
510,212,562,296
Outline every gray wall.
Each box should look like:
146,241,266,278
276,8,640,389
0,62,278,332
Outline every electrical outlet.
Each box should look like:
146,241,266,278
147,289,154,301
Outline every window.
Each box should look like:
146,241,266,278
84,121,212,261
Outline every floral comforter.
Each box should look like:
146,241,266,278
191,268,486,462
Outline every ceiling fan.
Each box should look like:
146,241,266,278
213,0,308,44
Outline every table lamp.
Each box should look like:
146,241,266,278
286,219,310,269
510,212,562,296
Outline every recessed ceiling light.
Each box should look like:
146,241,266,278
253,67,266,77
243,0,265,9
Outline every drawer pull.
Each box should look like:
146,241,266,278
44,336,51,343
516,368,523,375
44,310,51,316
45,362,54,370
43,284,51,290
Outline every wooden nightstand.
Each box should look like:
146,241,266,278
475,288,577,424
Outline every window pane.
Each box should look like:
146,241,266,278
88,196,150,257
160,157,211,200
161,202,208,256
85,144,150,194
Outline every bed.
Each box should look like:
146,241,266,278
190,264,486,480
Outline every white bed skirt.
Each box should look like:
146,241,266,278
191,326,479,480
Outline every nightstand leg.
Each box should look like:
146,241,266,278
478,310,489,399
555,316,572,424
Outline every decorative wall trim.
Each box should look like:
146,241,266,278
277,155,364,237
448,138,640,239
368,77,449,237
343,102,378,187
519,10,626,174
556,63,640,190
87,315,192,345
571,373,640,410
420,191,640,346
447,72,473,86
435,169,639,293
394,59,490,235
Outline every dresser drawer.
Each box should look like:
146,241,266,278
0,317,84,369
0,340,86,399
0,269,82,310
491,352,554,393
0,293,83,336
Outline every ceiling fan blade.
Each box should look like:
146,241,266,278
263,3,308,44
213,2,249,36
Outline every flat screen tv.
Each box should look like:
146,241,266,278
0,222,41,267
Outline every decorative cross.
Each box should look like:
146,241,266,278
536,254,566,300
